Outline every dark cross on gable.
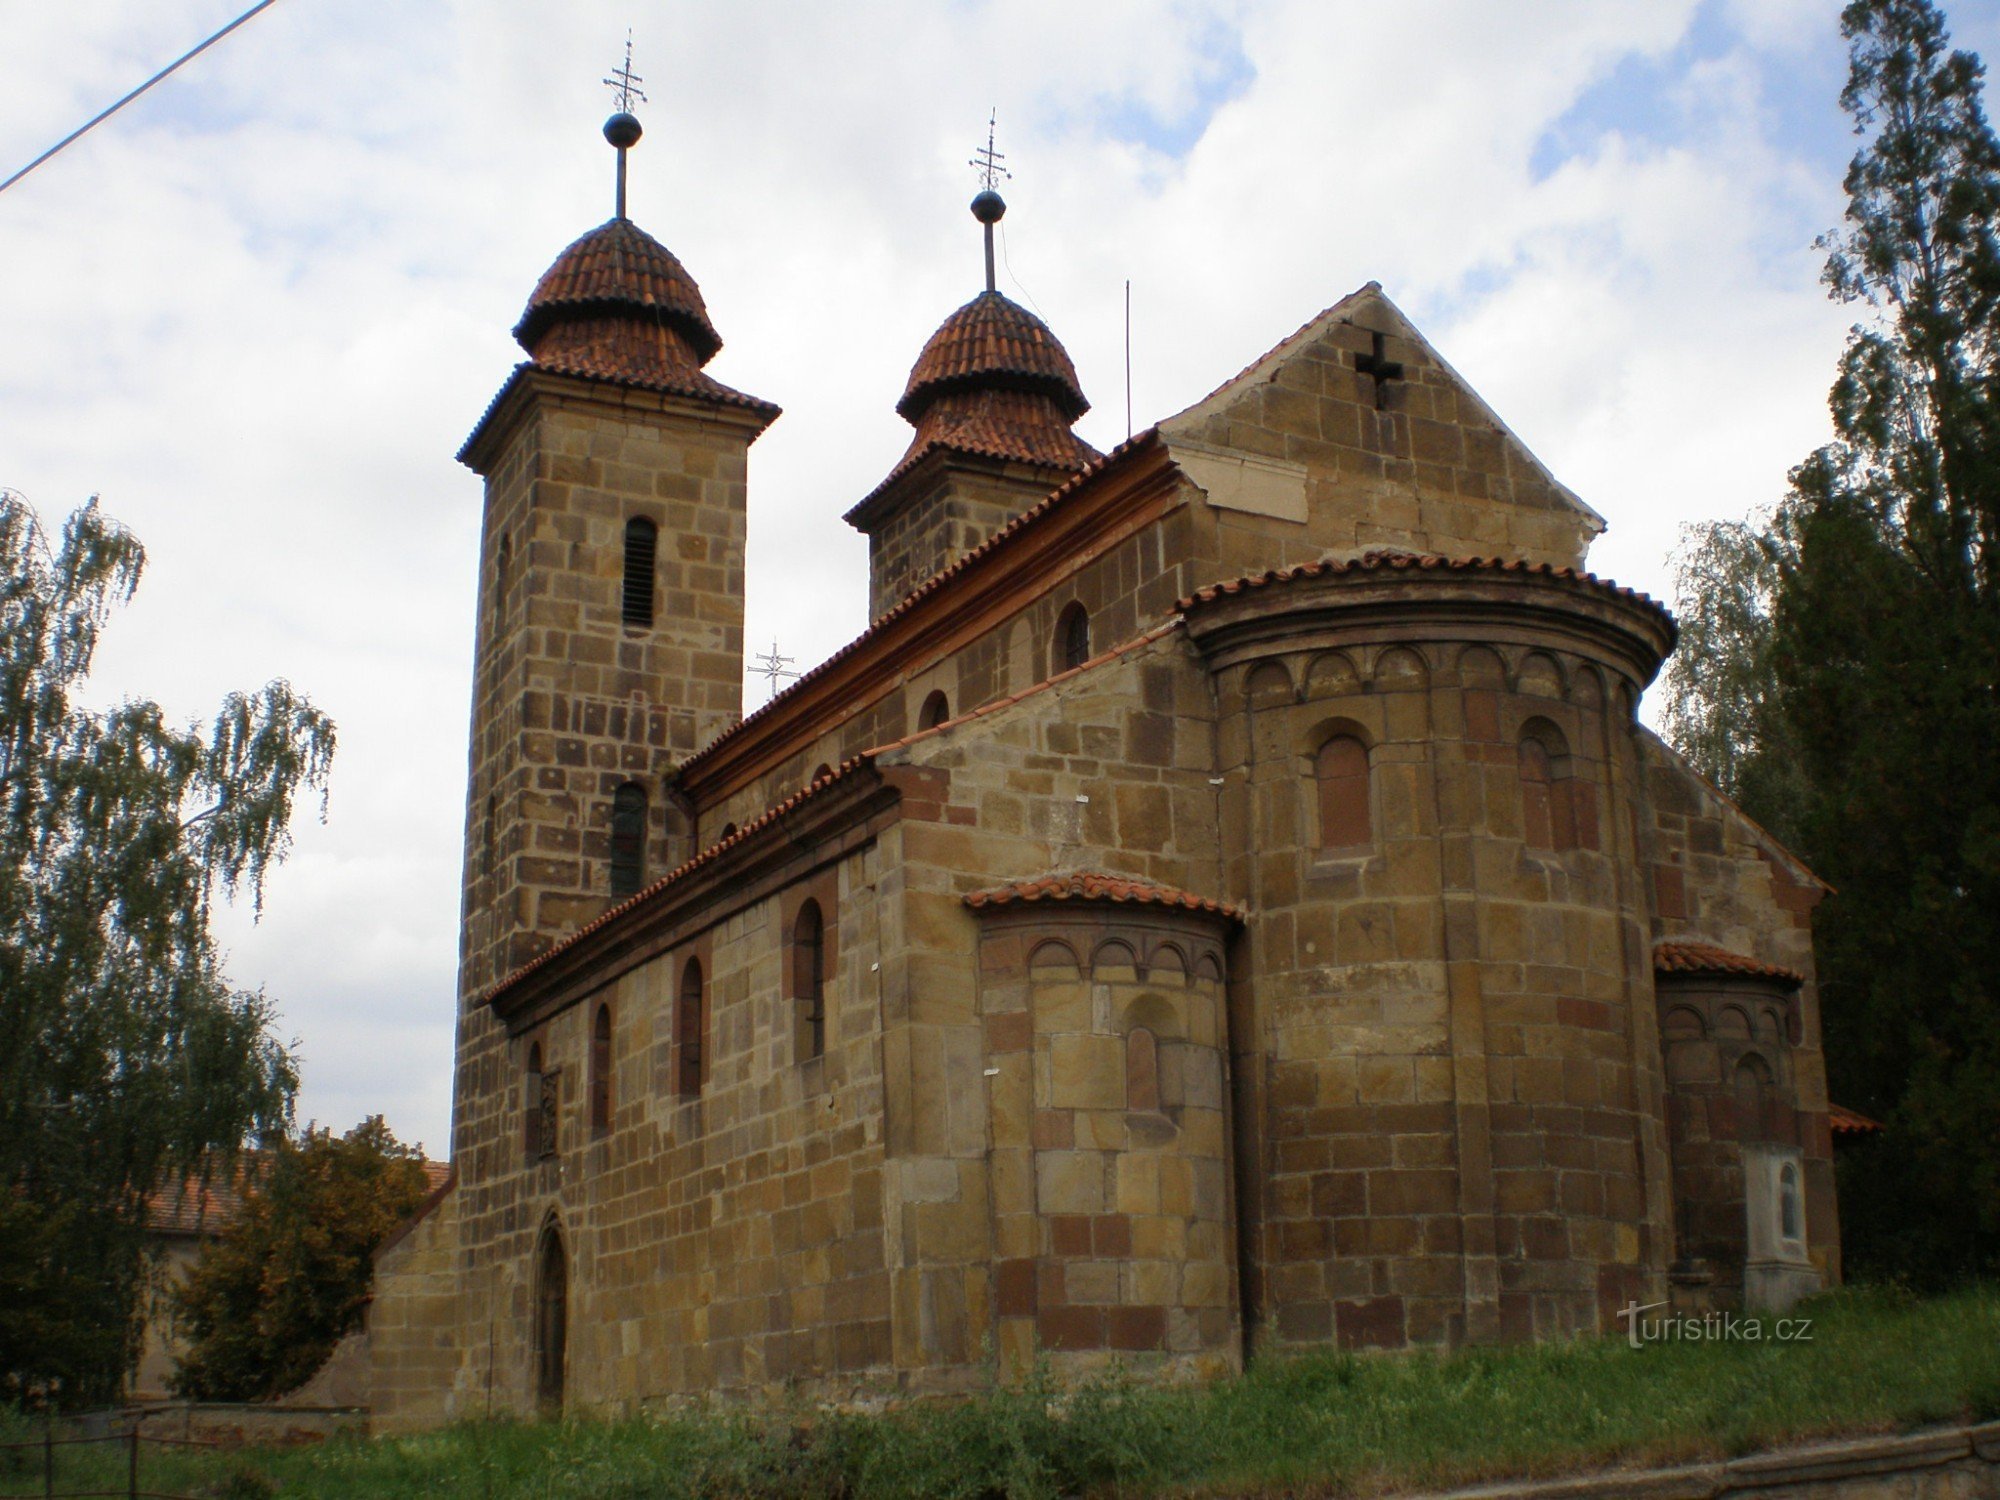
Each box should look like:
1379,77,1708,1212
1354,330,1405,411
603,31,647,113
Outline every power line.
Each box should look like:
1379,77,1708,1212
0,0,283,199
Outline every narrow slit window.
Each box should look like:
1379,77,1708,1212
589,1004,612,1135
610,783,647,898
1315,734,1372,849
677,958,705,1096
1055,602,1091,673
622,517,657,628
794,900,826,1061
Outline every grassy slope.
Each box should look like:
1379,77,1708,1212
10,1284,1999,1500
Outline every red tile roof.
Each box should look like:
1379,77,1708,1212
672,427,1165,783
514,217,721,363
849,387,1101,527
1829,1103,1883,1134
484,757,873,1003
1653,940,1804,987
1178,550,1672,622
144,1157,449,1237
900,291,1089,422
964,871,1244,921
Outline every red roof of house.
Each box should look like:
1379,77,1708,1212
1653,940,1804,987
144,1156,451,1238
1178,550,1671,621
513,217,721,362
964,871,1244,922
1829,1103,1883,1134
899,290,1088,422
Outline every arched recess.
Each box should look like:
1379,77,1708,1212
811,762,835,786
677,958,705,1096
523,1041,545,1161
1515,651,1565,700
1245,660,1293,710
1304,650,1361,699
1146,943,1188,986
1778,1162,1804,1243
1054,601,1091,673
1091,939,1139,980
1518,717,1593,852
1028,938,1080,977
1314,727,1373,850
793,899,827,1061
621,516,657,628
533,1215,568,1412
918,689,951,730
1733,1053,1775,1140
588,1003,612,1136
609,783,647,898
1371,646,1429,691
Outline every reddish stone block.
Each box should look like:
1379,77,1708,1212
1051,1215,1093,1257
996,1258,1037,1317
1092,1214,1132,1258
1106,1304,1167,1351
1038,1305,1104,1351
1335,1296,1406,1349
984,1011,1031,1054
1654,865,1687,920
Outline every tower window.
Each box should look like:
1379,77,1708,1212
677,958,705,1096
1518,720,1594,852
1055,602,1091,673
1779,1162,1802,1244
589,1003,612,1136
482,792,497,879
610,783,647,898
622,517,657,628
1315,733,1373,849
525,1042,556,1161
794,899,827,1061
918,690,950,730
493,531,511,633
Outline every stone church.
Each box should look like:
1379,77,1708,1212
363,110,1841,1429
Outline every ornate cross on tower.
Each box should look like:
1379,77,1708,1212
1354,330,1405,411
968,110,1012,294
601,33,648,219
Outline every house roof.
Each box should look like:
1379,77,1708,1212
1178,550,1671,622
898,290,1088,422
1829,1103,1883,1134
513,217,722,363
847,387,1101,528
1653,940,1805,988
964,871,1244,922
145,1157,451,1238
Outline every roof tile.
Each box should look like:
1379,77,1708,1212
900,291,1088,422
1653,940,1804,987
964,871,1244,922
1178,550,1671,620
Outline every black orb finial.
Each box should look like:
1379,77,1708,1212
604,112,642,150
971,189,1006,224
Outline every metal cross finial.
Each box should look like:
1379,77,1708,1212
969,110,1010,193
753,641,799,700
603,31,647,113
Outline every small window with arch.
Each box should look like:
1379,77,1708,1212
621,517,657,628
609,783,647,898
1517,719,1596,853
525,1042,557,1162
677,957,705,1097
1054,601,1091,674
917,690,950,731
1314,731,1373,850
588,1004,613,1136
793,899,827,1062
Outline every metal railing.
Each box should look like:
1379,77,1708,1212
0,1428,214,1500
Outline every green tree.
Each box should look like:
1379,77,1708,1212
1665,0,2000,1283
170,1118,432,1401
0,491,334,1405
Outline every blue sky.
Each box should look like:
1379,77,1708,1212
3,0,1994,1152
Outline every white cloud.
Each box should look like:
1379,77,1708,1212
0,0,1873,1151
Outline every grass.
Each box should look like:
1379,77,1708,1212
6,1283,1997,1500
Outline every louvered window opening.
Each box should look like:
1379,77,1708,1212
622,517,657,628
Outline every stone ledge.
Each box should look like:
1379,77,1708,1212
1423,1423,1996,1500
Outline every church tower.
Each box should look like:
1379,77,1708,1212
455,100,779,1008
845,133,1099,618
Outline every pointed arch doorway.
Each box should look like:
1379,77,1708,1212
533,1217,567,1412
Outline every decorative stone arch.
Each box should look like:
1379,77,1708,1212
532,1213,568,1412
1513,650,1566,701
917,689,951,730
1369,644,1430,691
1028,938,1081,976
1303,649,1362,699
1091,938,1140,980
1244,660,1294,709
1053,600,1092,674
1306,718,1375,852
1518,715,1595,852
1145,941,1189,985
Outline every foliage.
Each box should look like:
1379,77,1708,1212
0,491,333,1406
1663,0,2000,1285
67,1282,2000,1499
171,1117,433,1402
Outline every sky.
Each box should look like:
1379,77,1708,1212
6,0,1997,1157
